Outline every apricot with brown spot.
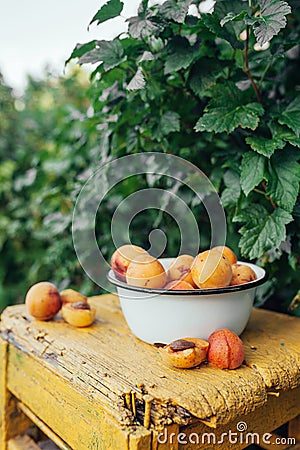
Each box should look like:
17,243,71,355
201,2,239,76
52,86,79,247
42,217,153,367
230,264,257,286
161,338,209,369
167,255,196,287
25,282,62,321
110,244,147,282
213,246,237,264
207,328,244,369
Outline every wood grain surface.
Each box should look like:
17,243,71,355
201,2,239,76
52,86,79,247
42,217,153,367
1,294,300,433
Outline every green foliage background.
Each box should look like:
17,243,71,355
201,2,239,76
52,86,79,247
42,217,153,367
0,0,300,313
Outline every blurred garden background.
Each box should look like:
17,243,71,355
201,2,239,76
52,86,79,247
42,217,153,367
0,0,299,313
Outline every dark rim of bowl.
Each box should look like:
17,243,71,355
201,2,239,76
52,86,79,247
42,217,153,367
107,266,268,296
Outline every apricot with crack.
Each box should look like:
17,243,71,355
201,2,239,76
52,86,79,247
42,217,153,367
61,301,96,327
60,289,87,304
230,264,257,286
164,280,195,290
25,282,62,321
161,338,209,369
207,329,244,369
167,255,196,287
213,246,237,265
110,244,147,282
126,254,167,289
191,250,232,289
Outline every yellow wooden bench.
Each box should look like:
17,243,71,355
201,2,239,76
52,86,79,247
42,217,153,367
0,294,300,449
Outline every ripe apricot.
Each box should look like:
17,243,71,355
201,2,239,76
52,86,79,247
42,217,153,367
60,289,87,304
164,280,195,290
161,338,209,369
167,255,196,287
191,250,232,289
61,302,96,327
207,329,244,369
25,282,62,320
213,246,237,265
110,244,147,281
126,254,167,289
230,264,257,286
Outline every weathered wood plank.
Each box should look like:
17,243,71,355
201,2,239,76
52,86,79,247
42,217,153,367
242,309,300,390
0,336,7,449
1,295,300,430
17,403,71,450
178,386,300,450
288,414,300,442
152,425,179,450
7,346,130,450
128,428,152,450
0,336,32,449
7,435,41,450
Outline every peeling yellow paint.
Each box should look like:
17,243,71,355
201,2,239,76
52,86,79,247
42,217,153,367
1,295,300,449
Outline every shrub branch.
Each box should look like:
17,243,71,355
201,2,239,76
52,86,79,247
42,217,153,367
245,26,262,103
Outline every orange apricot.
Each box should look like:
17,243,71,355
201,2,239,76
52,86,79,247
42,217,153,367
161,338,209,369
213,246,237,264
164,280,195,290
167,255,196,287
25,282,62,321
60,288,87,304
61,301,96,327
126,254,167,289
230,264,257,286
207,329,244,369
191,250,232,289
110,244,147,281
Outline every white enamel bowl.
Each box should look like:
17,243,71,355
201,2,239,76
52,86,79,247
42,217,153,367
107,258,267,344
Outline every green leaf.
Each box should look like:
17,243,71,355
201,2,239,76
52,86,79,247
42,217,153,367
233,204,267,223
127,67,145,91
89,0,123,27
221,170,241,207
205,1,247,48
78,40,125,71
195,82,264,133
201,13,243,49
239,207,293,259
278,96,300,137
160,111,180,135
241,152,266,196
252,0,291,46
245,135,285,157
266,150,300,212
269,122,300,148
127,15,162,39
66,41,97,65
164,37,198,74
159,0,191,24
220,11,248,27
189,59,226,97
138,0,149,15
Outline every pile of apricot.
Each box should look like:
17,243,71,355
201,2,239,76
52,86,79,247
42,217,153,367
25,283,95,327
110,244,257,290
160,328,245,370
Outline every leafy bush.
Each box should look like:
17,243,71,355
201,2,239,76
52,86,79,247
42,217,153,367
68,0,300,311
0,70,101,308
1,0,299,314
